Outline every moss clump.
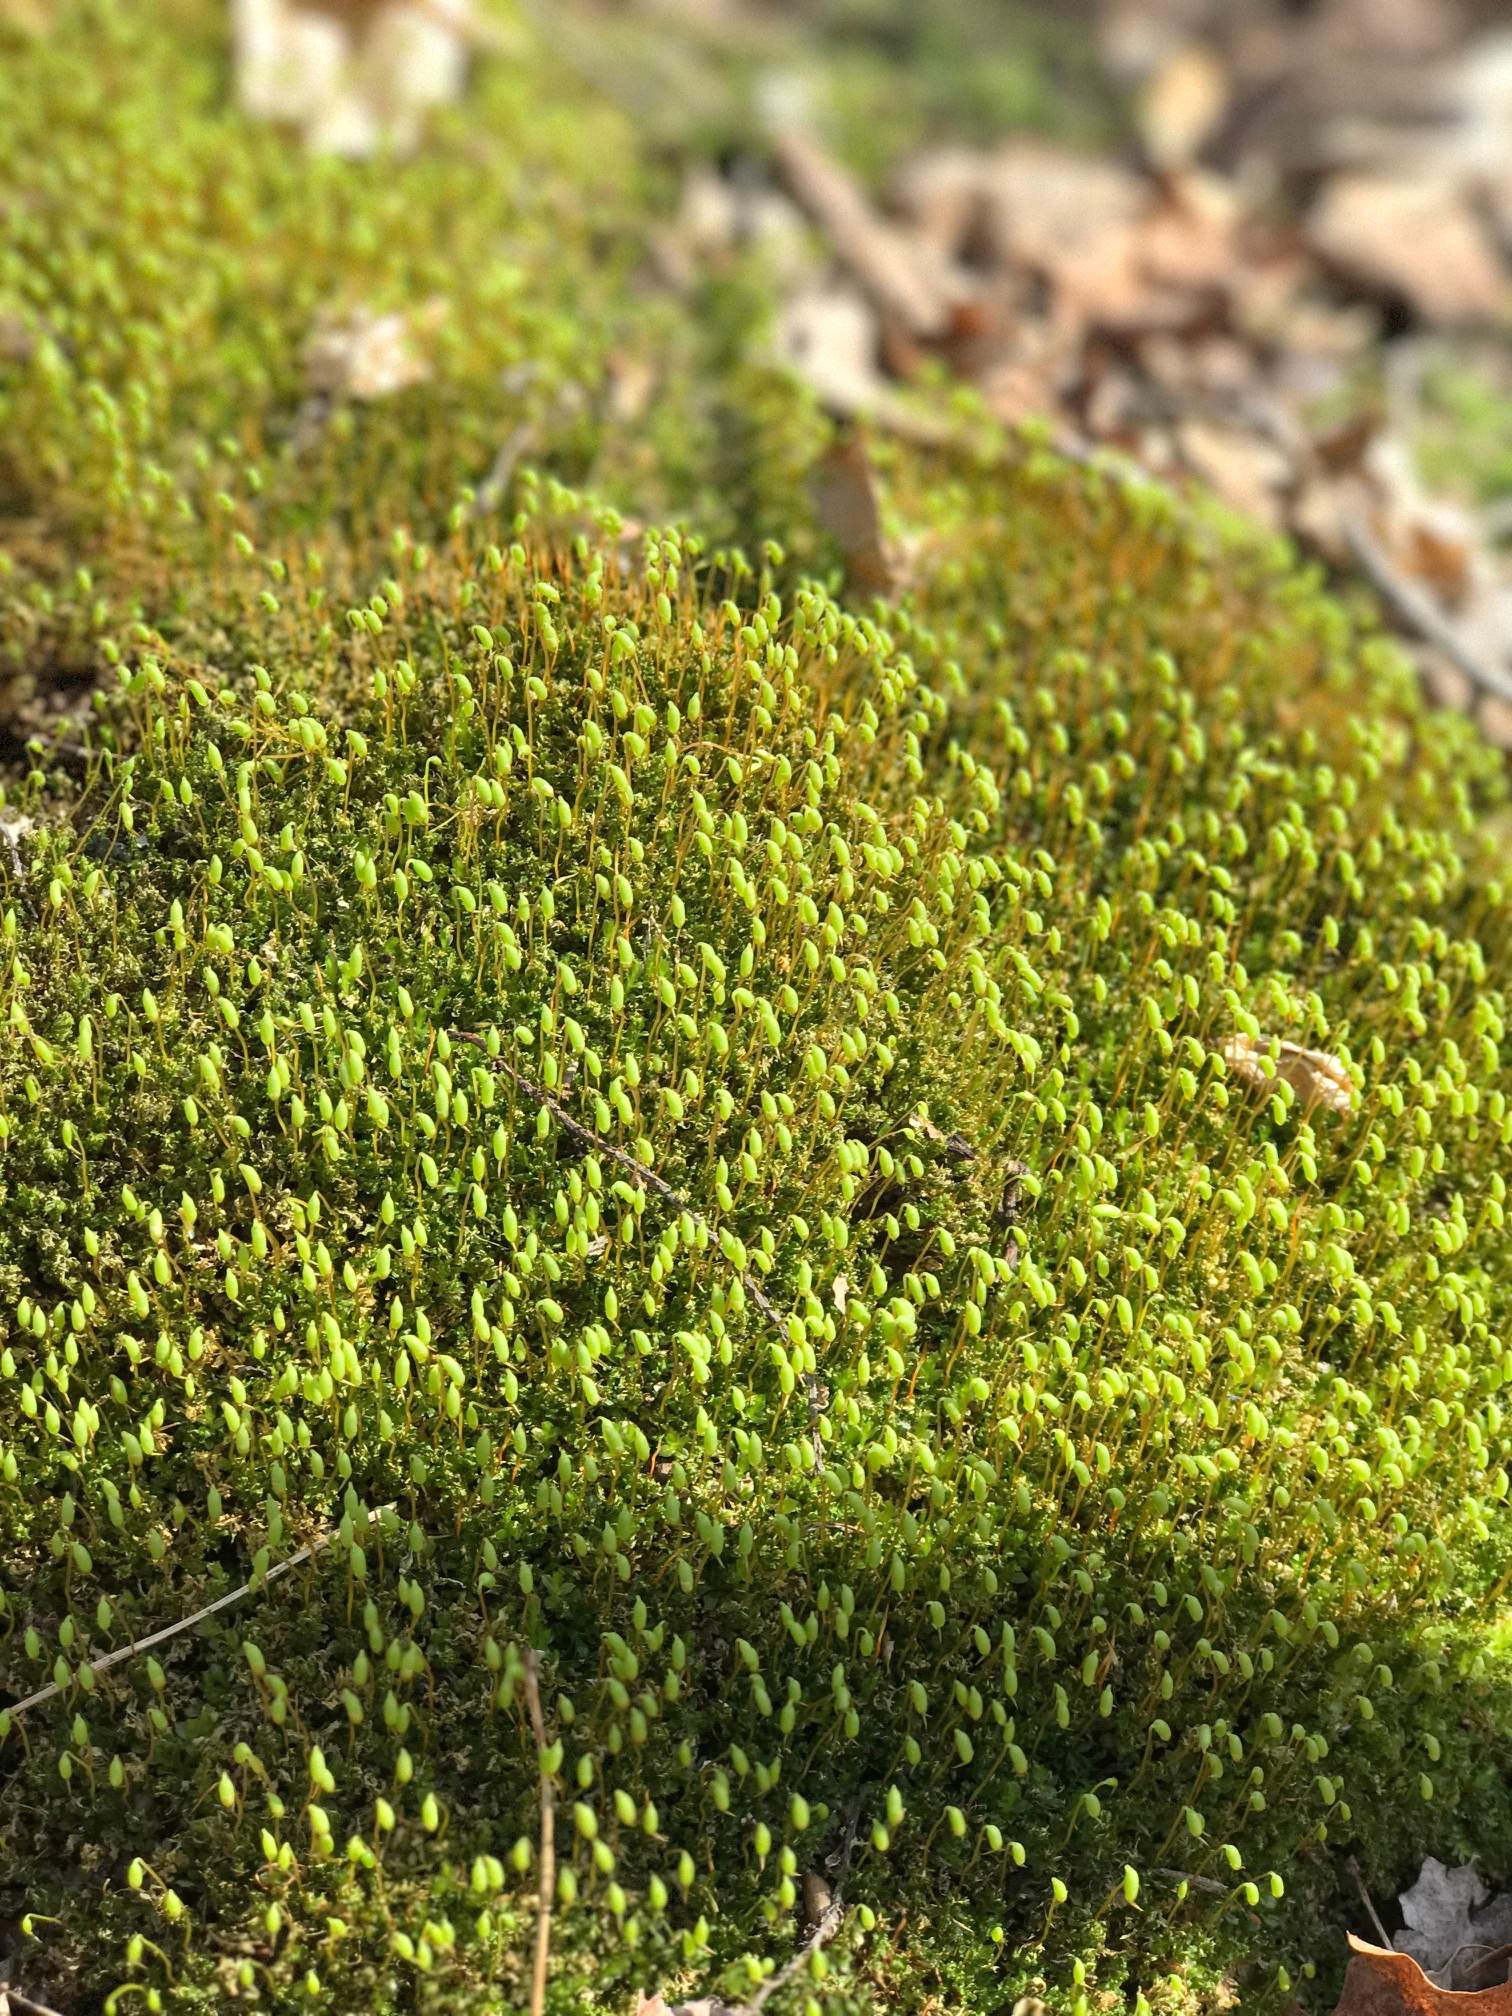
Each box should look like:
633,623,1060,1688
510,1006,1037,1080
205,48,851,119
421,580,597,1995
2,6,1512,2013
0,0,789,721
0,492,1509,2014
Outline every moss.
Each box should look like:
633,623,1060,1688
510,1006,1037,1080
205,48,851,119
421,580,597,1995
2,8,1512,2016
0,482,1508,2013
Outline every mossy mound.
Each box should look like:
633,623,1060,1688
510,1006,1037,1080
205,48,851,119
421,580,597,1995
4,6,1512,2014
1,505,1509,2015
0,0,799,730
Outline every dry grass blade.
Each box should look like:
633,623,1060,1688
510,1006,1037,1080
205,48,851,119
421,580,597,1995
3,1505,394,1719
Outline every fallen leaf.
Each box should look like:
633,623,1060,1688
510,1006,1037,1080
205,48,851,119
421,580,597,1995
1222,1034,1355,1114
976,140,1146,327
1176,419,1290,527
1334,1934,1512,2013
800,1871,833,1929
303,298,447,401
809,430,898,596
1136,40,1230,169
0,0,50,32
232,0,473,158
889,147,991,261
1398,1859,1512,1984
1307,173,1506,325
831,1274,849,1315
773,284,884,416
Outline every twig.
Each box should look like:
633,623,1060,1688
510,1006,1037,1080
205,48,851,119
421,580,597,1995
0,1978,69,2016
457,1040,825,1455
473,421,538,517
772,130,954,340
521,1649,555,2016
1343,513,1512,707
3,1505,393,1719
736,1800,861,2016
1345,1856,1395,1952
1153,1866,1228,1897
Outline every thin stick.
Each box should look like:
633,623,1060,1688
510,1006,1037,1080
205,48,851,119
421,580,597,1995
1343,513,1512,707
736,1800,861,2016
1153,1866,1227,1897
1345,1856,1395,1952
521,1649,555,2016
3,1505,394,1719
457,1040,825,1453
2,1981,69,2016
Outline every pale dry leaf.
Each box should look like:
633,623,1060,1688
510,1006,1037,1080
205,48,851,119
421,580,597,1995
0,0,50,32
1307,173,1506,325
232,0,473,158
303,298,447,401
889,147,991,261
1361,438,1488,609
1222,1034,1354,1114
1137,40,1229,169
773,284,884,416
233,0,351,129
1176,419,1290,528
810,432,897,596
977,140,1146,325
1397,1858,1512,1981
831,1274,849,1315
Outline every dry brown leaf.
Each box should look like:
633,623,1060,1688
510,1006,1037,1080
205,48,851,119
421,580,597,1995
303,298,447,401
1176,419,1290,527
809,432,898,597
800,1871,833,1930
1307,173,1507,324
1362,438,1487,608
889,147,991,261
1334,1934,1512,2013
1136,40,1230,169
976,140,1146,324
1222,1034,1354,1114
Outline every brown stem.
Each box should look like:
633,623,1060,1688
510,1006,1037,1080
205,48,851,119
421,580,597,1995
522,1648,555,2016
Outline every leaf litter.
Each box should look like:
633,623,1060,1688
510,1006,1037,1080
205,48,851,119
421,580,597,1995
662,0,1512,744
